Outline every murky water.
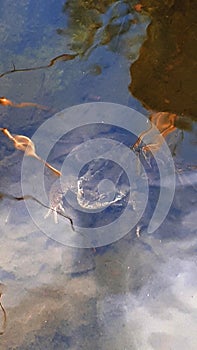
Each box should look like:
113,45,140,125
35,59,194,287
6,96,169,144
0,1,196,349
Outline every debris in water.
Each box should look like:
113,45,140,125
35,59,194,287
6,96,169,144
0,53,78,79
131,111,177,154
0,283,7,335
0,192,74,231
1,128,61,176
0,96,49,111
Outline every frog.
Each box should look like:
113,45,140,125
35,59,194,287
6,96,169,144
44,177,74,230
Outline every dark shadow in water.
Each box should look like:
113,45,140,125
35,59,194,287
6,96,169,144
129,0,197,119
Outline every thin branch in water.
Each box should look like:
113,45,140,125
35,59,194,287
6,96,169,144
0,287,7,336
0,192,74,231
0,96,49,111
131,112,177,154
1,128,62,177
0,130,74,228
0,53,78,78
0,302,6,335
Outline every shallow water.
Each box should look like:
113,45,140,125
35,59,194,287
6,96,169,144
0,1,196,349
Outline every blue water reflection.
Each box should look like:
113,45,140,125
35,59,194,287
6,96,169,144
0,1,196,349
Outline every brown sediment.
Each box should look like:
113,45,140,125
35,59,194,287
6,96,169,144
0,53,78,79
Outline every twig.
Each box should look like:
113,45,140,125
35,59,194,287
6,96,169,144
0,297,6,335
0,53,78,79
0,96,49,111
0,192,74,231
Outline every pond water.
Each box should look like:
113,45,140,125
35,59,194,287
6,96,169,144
0,1,196,349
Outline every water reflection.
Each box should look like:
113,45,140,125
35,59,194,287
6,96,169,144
0,0,196,349
129,0,197,118
128,0,196,170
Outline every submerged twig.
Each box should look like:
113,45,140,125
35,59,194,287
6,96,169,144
131,112,177,154
0,302,6,335
0,288,6,335
1,128,62,177
0,96,49,111
0,192,74,231
0,53,78,79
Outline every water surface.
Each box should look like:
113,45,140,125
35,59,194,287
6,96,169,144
0,1,196,349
